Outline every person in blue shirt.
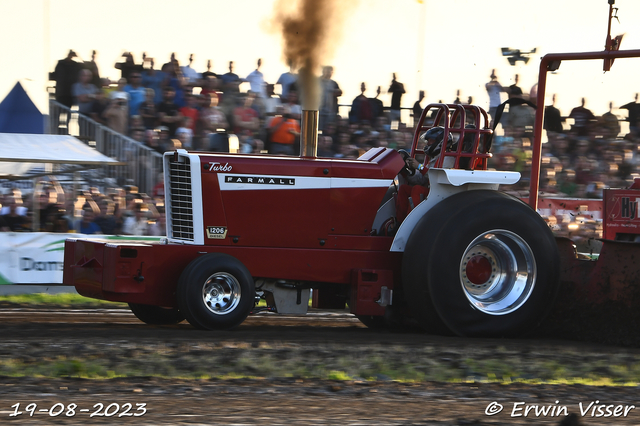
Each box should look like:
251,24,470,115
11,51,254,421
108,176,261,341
78,207,102,235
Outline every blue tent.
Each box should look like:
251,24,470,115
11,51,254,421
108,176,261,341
0,82,44,134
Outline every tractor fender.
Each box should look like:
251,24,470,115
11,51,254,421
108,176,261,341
390,168,520,252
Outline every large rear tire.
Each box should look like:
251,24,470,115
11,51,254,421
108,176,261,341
177,253,255,330
128,303,185,325
403,190,560,337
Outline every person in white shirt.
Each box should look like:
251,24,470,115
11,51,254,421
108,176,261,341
246,58,266,98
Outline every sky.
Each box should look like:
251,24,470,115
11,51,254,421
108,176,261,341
2,0,640,122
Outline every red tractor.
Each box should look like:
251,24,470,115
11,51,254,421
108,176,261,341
64,104,561,337
64,1,640,337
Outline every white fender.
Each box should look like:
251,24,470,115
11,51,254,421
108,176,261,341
390,168,520,252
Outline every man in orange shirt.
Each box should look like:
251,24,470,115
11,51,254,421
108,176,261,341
268,107,300,155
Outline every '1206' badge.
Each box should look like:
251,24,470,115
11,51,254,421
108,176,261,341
206,226,228,239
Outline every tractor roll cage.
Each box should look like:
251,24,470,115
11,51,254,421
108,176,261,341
411,103,493,171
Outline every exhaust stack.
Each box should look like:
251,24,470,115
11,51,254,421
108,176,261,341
300,110,318,158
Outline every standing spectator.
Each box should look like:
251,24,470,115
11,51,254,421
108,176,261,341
319,66,342,131
202,59,217,79
52,50,81,109
508,74,523,98
453,89,462,105
141,57,166,105
485,69,505,124
569,98,596,137
544,94,564,134
123,72,146,117
220,61,241,93
349,82,372,124
157,86,182,137
601,101,621,139
114,52,142,82
181,54,200,84
276,60,297,99
246,58,266,98
388,73,405,126
85,50,101,88
139,88,157,130
162,53,177,72
621,93,640,137
72,69,98,115
368,86,384,123
412,90,425,126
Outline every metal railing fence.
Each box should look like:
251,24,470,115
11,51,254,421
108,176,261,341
48,100,163,194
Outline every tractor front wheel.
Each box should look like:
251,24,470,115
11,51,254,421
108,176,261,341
177,253,255,330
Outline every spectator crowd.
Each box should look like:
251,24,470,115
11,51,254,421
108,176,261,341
4,50,635,239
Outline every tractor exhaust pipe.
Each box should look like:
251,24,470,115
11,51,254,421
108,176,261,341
300,110,318,158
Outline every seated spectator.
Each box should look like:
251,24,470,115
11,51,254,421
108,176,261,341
123,202,149,235
179,93,199,134
148,206,166,236
77,206,102,235
1,195,29,232
233,92,260,137
94,199,117,235
104,93,129,134
89,89,109,125
176,119,194,149
268,106,300,155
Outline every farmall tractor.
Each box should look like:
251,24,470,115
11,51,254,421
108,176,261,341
64,103,560,338
64,1,640,337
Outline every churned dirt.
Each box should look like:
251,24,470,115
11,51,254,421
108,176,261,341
1,304,640,425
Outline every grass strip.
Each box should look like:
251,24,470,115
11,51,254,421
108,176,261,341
2,348,640,386
0,293,126,307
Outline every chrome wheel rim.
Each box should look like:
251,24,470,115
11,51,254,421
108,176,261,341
459,230,536,315
202,272,241,315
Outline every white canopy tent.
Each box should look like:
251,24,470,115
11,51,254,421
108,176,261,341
0,133,121,179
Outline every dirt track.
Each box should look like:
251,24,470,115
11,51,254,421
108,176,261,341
2,305,640,425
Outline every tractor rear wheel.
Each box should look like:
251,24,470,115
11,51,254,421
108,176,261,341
403,190,560,337
128,303,185,325
177,253,255,330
